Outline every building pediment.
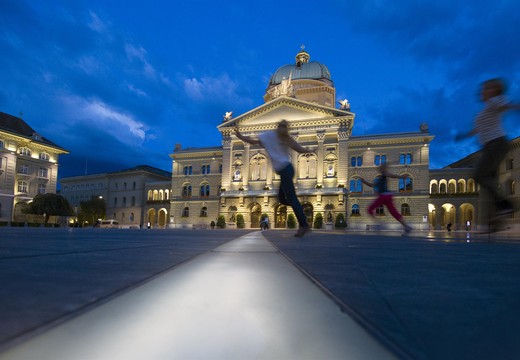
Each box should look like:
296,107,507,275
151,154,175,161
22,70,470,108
217,96,353,133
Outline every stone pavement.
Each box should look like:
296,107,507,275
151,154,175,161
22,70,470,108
0,227,519,359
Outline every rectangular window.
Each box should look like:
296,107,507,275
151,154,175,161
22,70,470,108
38,168,48,178
18,181,28,193
374,154,387,166
351,156,363,167
400,153,412,165
38,183,46,194
506,159,514,171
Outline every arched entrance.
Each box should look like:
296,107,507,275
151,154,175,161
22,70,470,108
158,208,167,228
442,203,456,229
250,203,262,228
147,208,156,228
428,204,436,229
275,204,287,228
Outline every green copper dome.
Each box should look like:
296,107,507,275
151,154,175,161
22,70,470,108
269,48,332,85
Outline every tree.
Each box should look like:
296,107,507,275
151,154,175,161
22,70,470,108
78,197,106,226
24,193,74,224
335,213,347,229
236,213,245,228
287,213,297,229
313,212,323,229
216,215,226,229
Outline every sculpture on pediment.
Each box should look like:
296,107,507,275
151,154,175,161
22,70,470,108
338,99,350,110
223,111,233,122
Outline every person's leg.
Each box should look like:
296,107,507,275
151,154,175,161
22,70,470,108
382,194,411,233
474,137,513,213
367,196,384,217
278,164,308,232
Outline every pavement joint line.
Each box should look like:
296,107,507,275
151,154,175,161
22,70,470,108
0,235,239,353
264,233,417,360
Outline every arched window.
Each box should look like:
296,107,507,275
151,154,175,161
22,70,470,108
182,184,192,198
249,154,267,180
457,180,465,193
298,153,317,179
182,207,190,217
200,207,208,217
399,177,413,192
351,204,360,216
39,152,50,160
147,190,153,200
467,180,476,193
349,179,363,193
440,183,447,194
448,182,456,194
200,183,210,197
159,190,164,200
153,190,159,200
19,147,31,156
401,203,411,216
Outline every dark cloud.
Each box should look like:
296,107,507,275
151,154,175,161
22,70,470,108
1,0,519,180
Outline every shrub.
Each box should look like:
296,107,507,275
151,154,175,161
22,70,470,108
313,212,323,229
216,215,226,229
287,213,297,229
335,213,347,229
236,214,245,228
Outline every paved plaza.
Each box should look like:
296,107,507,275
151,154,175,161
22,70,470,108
0,227,519,359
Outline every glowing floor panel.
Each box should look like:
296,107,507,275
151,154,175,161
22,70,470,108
1,232,396,360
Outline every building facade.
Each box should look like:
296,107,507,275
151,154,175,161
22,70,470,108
60,165,171,227
0,112,68,222
58,49,520,231
169,49,434,230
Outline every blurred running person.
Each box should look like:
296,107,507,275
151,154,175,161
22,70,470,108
359,162,412,236
235,120,313,237
456,78,520,219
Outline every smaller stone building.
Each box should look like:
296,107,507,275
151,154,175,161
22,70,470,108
60,165,171,227
0,111,68,222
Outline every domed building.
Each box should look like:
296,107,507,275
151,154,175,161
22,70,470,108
264,47,335,106
169,48,434,231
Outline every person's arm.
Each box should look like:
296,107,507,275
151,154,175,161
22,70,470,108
235,128,260,145
284,136,314,153
359,177,373,187
386,172,408,180
455,128,477,141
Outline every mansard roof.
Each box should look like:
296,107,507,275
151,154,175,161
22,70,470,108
0,111,68,152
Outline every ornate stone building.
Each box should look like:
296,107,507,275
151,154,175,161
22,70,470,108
0,112,68,222
60,165,171,227
428,136,520,231
169,49,434,230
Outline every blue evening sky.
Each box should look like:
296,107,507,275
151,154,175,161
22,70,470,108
1,0,519,179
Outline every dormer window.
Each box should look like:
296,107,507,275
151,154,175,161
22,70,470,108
19,147,31,156
39,152,50,161
32,132,41,141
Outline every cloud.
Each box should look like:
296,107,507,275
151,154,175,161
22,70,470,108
59,94,148,143
183,74,239,102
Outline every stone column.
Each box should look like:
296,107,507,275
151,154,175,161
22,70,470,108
243,143,250,190
316,131,325,187
337,121,350,187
